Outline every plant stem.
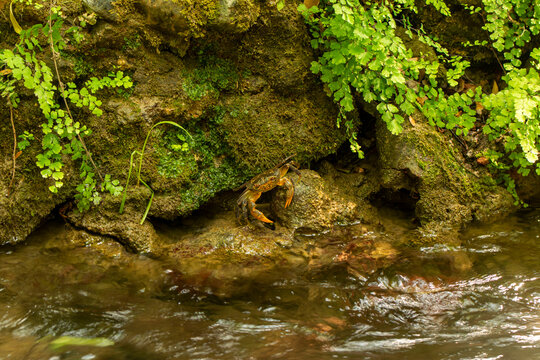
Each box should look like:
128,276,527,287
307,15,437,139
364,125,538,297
136,121,191,185
7,104,16,195
47,2,103,182
119,150,138,214
119,150,154,224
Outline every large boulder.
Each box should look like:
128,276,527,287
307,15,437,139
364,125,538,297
271,169,379,231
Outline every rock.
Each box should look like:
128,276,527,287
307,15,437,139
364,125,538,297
213,0,261,33
156,211,397,297
375,113,515,237
271,169,378,231
66,189,165,256
83,0,117,21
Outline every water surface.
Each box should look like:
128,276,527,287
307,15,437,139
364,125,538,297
0,210,538,359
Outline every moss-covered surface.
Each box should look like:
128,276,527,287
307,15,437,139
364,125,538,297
376,112,515,244
0,0,522,247
0,0,345,243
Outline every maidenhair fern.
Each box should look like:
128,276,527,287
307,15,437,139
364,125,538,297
300,0,540,203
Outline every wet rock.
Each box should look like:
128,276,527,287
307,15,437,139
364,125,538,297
157,212,398,297
158,211,300,297
65,189,164,256
270,170,369,231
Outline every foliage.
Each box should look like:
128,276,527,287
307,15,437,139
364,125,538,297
300,0,448,155
299,0,540,203
17,131,34,150
482,55,540,178
119,121,191,224
473,0,540,182
0,8,131,211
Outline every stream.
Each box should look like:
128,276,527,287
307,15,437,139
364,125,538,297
0,209,538,359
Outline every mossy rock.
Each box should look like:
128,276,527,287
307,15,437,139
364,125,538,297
0,0,344,243
376,112,515,236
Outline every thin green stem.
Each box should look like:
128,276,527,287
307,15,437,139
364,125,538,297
119,150,138,214
136,120,191,185
121,121,191,223
8,104,16,195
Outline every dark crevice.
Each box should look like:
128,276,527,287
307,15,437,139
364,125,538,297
370,187,418,216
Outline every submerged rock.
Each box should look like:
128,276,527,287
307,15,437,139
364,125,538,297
156,211,398,297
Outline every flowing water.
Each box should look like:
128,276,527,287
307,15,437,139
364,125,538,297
0,209,539,359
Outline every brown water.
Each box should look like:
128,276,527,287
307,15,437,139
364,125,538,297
0,210,539,359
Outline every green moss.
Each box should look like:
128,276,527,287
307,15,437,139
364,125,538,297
154,106,251,213
182,55,241,101
123,33,141,51
227,0,260,32
417,159,427,171
156,131,196,180
173,0,218,37
112,0,137,19
67,54,95,77
404,126,487,203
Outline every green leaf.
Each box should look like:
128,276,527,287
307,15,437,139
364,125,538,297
41,168,52,178
51,143,62,154
50,161,62,171
387,104,399,113
387,118,403,134
36,154,51,168
52,171,64,180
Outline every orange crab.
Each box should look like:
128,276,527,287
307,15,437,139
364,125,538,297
235,156,301,225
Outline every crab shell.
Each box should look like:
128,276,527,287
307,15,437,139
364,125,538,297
236,160,301,224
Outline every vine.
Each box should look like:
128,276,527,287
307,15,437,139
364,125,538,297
0,5,130,211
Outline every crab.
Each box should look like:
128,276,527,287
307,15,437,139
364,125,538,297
236,156,301,225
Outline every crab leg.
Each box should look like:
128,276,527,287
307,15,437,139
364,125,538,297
278,177,295,208
289,164,301,178
248,200,274,223
236,201,249,225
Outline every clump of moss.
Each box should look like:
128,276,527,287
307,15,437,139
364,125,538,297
156,131,196,181
182,55,241,101
122,33,142,51
174,0,218,38
112,0,137,19
155,106,250,213
227,0,260,33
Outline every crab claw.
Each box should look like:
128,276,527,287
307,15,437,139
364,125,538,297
280,177,295,208
248,200,274,223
